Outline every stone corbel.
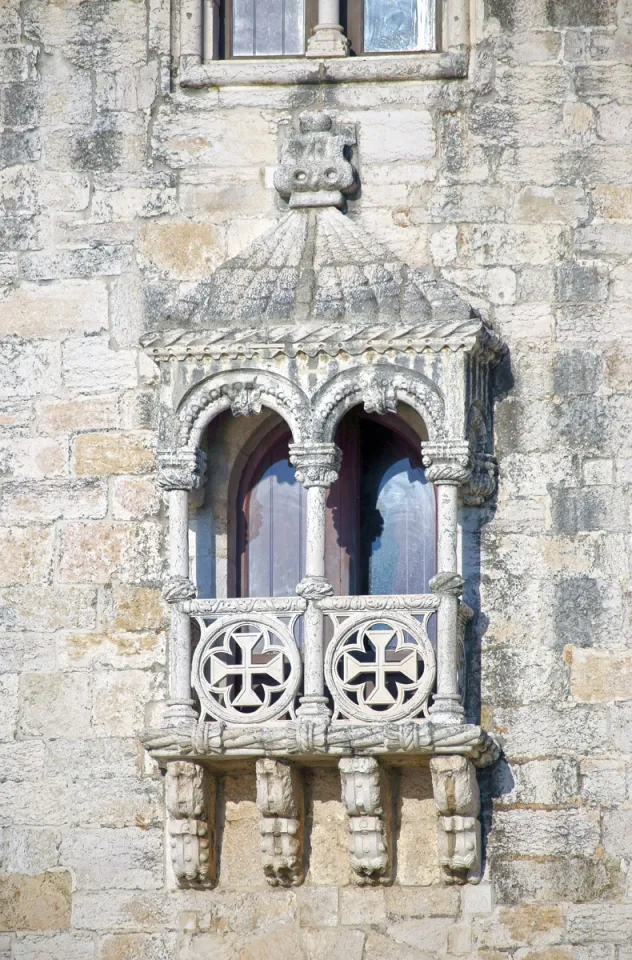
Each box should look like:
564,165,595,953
422,440,473,486
429,755,480,884
288,442,342,487
256,758,304,887
339,757,390,885
165,760,215,887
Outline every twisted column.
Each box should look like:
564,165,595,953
289,442,341,718
422,441,472,724
157,448,206,727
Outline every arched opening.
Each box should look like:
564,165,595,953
235,405,435,598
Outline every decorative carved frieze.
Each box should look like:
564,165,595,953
165,760,215,887
429,755,481,884
274,113,356,210
157,448,206,491
339,757,391,885
422,441,473,486
144,719,501,767
289,442,342,487
256,758,304,887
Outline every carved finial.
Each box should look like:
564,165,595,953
274,113,356,210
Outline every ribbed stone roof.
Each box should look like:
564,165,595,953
179,207,476,330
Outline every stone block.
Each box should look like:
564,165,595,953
0,778,70,828
363,931,434,960
574,224,632,260
447,924,472,955
579,758,627,804
152,108,276,169
297,886,338,927
218,774,262,888
442,267,516,306
550,488,627,534
74,433,155,477
19,672,92,739
582,459,613,485
0,130,40,166
3,828,60,875
567,904,632,943
488,810,600,858
495,302,554,340
101,586,165,633
385,917,448,953
0,871,72,932
567,648,632,702
513,186,589,225
493,758,580,805
21,246,132,282
0,674,18,742
459,224,569,267
0,480,107,524
601,809,632,858
552,347,602,395
395,766,440,886
72,891,175,932
0,338,60,401
58,630,165,672
137,221,225,281
555,263,608,302
12,933,96,959
60,827,162,891
0,281,108,339
305,769,349,886
69,777,162,831
553,576,623,651
111,477,160,520
493,856,620,905
92,670,162,738
59,521,163,584
0,586,97,632
477,904,566,950
340,886,386,925
38,396,119,435
301,929,366,960
96,934,178,960
62,338,137,395
0,741,47,782
0,436,68,480
384,886,460,919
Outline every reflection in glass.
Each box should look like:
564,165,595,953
233,0,305,56
364,0,436,53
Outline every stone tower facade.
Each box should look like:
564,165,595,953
2,1,632,958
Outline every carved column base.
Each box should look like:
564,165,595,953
165,760,215,887
164,698,198,726
256,758,304,886
339,757,390,885
306,25,350,57
430,755,480,884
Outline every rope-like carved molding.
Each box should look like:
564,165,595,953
184,596,307,616
311,366,445,443
176,369,312,448
142,720,501,768
318,594,440,613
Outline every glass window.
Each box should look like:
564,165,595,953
238,412,435,600
363,0,435,53
232,0,305,56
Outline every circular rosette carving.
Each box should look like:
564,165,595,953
324,614,436,722
191,615,301,725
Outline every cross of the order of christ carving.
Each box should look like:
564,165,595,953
342,626,420,706
209,629,286,708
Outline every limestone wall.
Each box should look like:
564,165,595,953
2,0,632,956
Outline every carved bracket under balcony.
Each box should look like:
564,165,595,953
430,755,481,884
256,758,304,887
165,760,215,888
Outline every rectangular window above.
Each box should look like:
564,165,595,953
175,0,468,85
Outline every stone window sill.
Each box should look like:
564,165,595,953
179,48,468,87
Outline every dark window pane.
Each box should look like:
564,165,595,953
240,433,305,597
364,0,435,53
233,0,305,56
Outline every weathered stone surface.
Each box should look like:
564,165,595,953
0,281,108,338
0,871,72,932
74,433,155,477
19,672,92,739
59,521,163,584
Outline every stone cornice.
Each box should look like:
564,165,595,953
142,719,500,768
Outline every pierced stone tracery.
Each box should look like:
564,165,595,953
142,110,503,889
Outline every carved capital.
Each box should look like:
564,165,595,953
256,759,303,887
461,454,498,506
339,757,390,885
430,755,480,884
165,760,215,887
429,572,464,598
422,441,473,486
220,381,262,418
289,442,341,487
296,575,334,601
163,576,197,604
157,449,206,491
274,113,356,209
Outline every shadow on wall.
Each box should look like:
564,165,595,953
461,346,516,876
